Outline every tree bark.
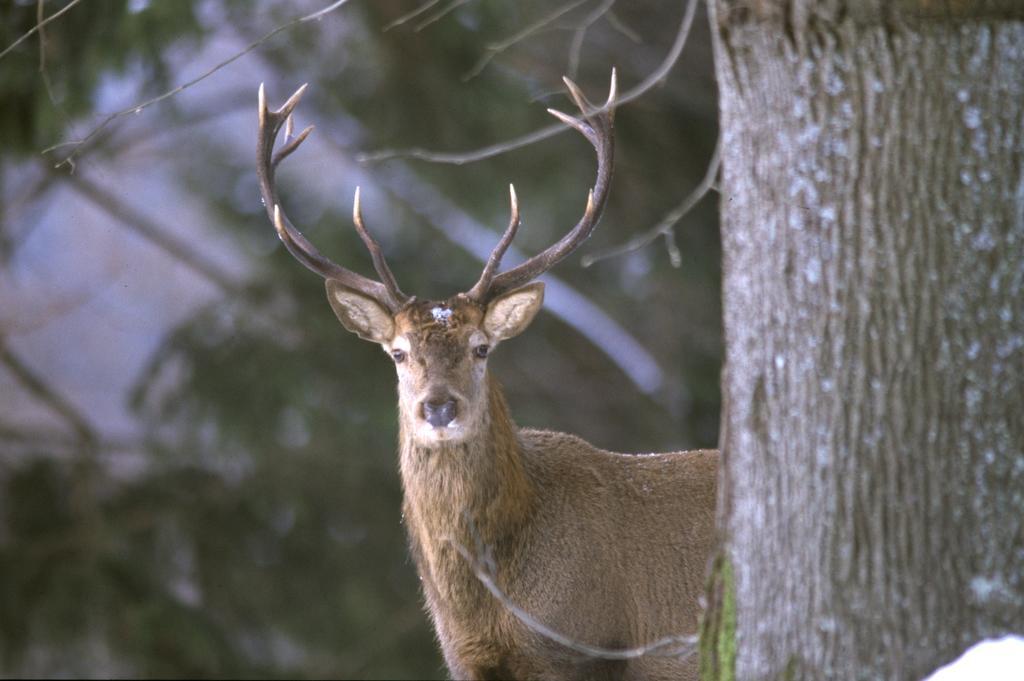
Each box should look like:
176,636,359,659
703,3,1024,680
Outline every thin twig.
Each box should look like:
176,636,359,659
568,0,615,80
42,0,353,170
605,10,642,43
37,0,75,121
37,0,53,100
0,0,83,61
462,0,592,81
581,138,720,267
3,98,248,265
106,92,254,159
382,0,442,31
359,153,666,394
448,538,698,660
34,0,83,170
414,0,476,32
359,0,699,164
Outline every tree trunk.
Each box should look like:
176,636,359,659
702,3,1024,680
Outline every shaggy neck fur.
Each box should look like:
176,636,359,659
398,375,533,612
399,375,532,539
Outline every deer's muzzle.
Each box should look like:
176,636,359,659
422,397,458,428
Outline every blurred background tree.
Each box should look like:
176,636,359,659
0,1,719,677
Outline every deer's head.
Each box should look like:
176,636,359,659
256,74,615,445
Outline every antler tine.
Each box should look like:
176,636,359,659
561,76,592,118
256,83,408,312
605,67,618,110
478,70,616,300
352,187,409,304
466,184,521,301
274,121,315,168
548,68,617,147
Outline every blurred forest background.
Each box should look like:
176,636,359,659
0,0,719,677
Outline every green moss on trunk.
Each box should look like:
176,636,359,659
699,554,736,681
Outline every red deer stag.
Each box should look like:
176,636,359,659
256,73,718,681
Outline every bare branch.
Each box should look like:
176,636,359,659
281,99,663,391
462,0,592,81
581,138,721,267
103,90,255,159
382,0,442,31
37,0,52,96
359,0,699,165
0,0,83,62
414,0,476,32
35,0,78,157
360,154,666,394
257,84,409,311
42,0,354,170
605,10,643,43
568,0,616,79
448,537,698,660
480,71,616,298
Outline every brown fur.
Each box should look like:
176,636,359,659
262,74,713,679
382,296,718,681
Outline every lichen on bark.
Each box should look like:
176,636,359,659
699,554,736,681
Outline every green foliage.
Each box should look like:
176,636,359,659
700,554,736,681
0,0,205,155
112,290,441,677
0,1,720,677
0,452,438,678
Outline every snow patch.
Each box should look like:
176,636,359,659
431,306,453,325
923,636,1024,681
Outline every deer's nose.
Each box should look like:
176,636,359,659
422,397,458,428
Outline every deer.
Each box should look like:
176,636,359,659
256,72,718,681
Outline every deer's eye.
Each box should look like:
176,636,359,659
391,349,407,363
473,344,490,359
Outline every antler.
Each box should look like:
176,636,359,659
465,184,520,300
465,69,617,303
256,83,410,312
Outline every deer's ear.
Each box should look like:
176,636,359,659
484,282,544,341
326,280,394,343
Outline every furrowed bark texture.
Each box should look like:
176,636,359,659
708,3,1024,680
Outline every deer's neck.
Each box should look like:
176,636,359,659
399,377,533,640
399,376,533,547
